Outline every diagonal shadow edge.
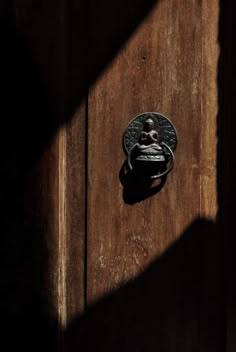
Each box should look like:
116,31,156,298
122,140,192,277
0,0,160,165
0,1,161,351
1,0,234,351
65,218,223,351
65,0,233,350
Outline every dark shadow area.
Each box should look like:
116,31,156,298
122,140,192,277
1,0,235,351
217,2,236,350
65,1,235,351
0,0,159,351
119,161,167,204
66,0,159,118
0,2,59,352
66,219,222,351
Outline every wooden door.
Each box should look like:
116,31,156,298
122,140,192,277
2,0,234,351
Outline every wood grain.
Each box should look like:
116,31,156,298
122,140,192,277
1,1,65,350
10,0,88,339
14,0,64,321
65,105,86,320
87,0,218,302
86,0,220,350
201,1,219,218
3,0,222,350
63,0,88,323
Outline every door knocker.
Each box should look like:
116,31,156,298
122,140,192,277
123,112,177,180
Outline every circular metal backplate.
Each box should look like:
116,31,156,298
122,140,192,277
123,112,177,155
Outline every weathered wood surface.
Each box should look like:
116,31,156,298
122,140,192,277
2,0,224,351
80,1,220,351
1,1,64,351
87,0,218,302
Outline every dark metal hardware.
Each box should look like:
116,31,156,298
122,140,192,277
123,112,177,180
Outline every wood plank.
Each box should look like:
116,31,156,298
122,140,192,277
0,1,68,350
65,106,86,320
85,0,220,350
12,0,88,335
201,1,219,218
14,0,64,325
3,0,88,346
64,0,88,323
87,0,218,303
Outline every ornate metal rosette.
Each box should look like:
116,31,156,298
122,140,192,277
123,112,177,157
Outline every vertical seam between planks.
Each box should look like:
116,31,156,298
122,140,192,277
84,82,89,312
84,0,90,312
200,1,203,217
58,0,67,345
58,127,67,331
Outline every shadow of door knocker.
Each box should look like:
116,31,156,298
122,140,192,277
123,112,177,180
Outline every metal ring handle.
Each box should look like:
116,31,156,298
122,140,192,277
127,143,137,171
150,142,175,179
127,142,175,179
